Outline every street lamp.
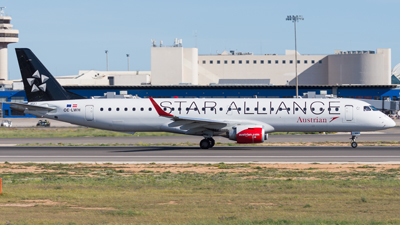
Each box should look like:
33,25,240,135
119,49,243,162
286,15,304,98
105,50,109,71
126,54,130,71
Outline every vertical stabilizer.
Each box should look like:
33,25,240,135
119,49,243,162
16,48,84,102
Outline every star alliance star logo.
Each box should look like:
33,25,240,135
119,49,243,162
26,70,49,93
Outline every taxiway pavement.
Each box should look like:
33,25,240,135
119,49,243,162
0,146,400,163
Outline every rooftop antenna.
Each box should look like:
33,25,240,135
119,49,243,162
0,7,5,17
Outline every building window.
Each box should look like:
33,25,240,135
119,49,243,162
224,60,228,64
261,60,264,64
232,60,235,64
319,60,322,64
210,60,213,64
297,60,300,64
202,60,206,64
275,60,278,64
311,60,315,64
239,60,242,64
253,60,256,64
304,60,308,64
282,60,286,64
290,60,293,64
246,60,249,64
268,60,271,64
217,60,220,64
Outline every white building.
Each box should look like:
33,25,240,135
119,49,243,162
151,45,391,86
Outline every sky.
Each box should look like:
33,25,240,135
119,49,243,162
2,0,400,80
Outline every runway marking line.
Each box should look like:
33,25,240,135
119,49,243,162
1,156,400,158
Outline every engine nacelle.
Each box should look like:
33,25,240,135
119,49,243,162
228,125,267,144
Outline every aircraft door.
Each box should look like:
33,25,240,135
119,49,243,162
85,105,94,121
345,105,353,121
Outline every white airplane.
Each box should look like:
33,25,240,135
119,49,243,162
10,48,396,149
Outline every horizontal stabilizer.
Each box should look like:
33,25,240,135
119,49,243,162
8,102,56,112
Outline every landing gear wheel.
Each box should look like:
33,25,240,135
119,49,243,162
207,138,215,148
351,142,358,148
200,139,211,149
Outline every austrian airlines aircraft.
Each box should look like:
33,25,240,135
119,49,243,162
11,48,396,149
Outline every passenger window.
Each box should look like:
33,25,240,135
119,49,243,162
108,108,112,111
116,108,120,111
140,108,144,111
124,108,128,111
148,108,152,111
132,108,136,111
100,108,103,111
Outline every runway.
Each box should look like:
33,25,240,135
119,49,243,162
1,128,400,145
1,146,400,163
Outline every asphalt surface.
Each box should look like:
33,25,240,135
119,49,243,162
0,146,400,163
0,128,399,145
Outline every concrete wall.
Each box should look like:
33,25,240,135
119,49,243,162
151,47,198,85
198,54,328,85
328,49,391,85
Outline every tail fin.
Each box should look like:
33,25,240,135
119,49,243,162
16,48,85,102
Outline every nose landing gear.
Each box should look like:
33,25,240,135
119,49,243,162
350,131,360,148
200,137,215,149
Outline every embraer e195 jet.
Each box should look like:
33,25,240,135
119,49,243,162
10,48,396,149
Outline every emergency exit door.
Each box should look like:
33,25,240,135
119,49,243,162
345,105,353,121
85,105,94,121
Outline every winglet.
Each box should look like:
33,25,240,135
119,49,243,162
149,97,174,117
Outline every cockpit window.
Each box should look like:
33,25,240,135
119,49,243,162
370,105,379,111
363,106,371,111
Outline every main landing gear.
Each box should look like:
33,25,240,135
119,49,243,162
350,131,360,148
200,137,215,149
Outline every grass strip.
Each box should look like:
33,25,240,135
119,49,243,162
0,127,331,138
0,162,400,224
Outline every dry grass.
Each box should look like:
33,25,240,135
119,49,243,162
1,163,400,224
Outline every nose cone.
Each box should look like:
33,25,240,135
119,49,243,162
387,118,397,128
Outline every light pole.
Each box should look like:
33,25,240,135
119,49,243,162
126,54,130,71
105,50,109,71
286,15,304,98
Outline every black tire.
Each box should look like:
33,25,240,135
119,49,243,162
207,138,215,148
200,139,210,149
351,142,358,148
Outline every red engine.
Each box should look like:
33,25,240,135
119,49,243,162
229,126,267,144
